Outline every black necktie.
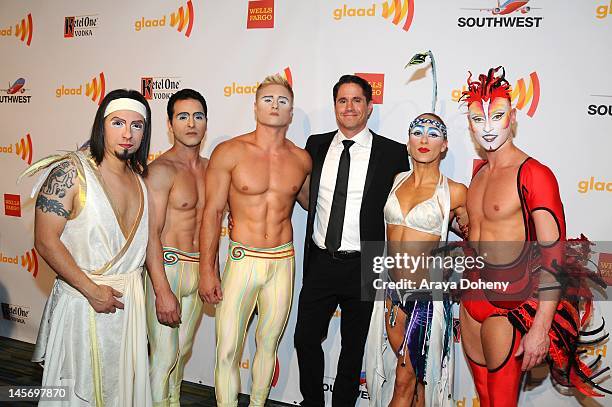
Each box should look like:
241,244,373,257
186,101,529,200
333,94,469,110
325,139,355,253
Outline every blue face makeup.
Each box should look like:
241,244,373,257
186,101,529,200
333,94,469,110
409,117,447,138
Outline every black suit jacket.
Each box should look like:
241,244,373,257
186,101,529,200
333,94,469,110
303,130,410,274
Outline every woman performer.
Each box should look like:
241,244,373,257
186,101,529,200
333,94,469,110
366,112,468,407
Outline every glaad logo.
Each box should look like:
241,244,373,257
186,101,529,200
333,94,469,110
333,0,415,32
134,0,194,38
577,177,612,194
452,72,540,117
587,94,612,116
355,73,384,104
0,134,33,165
0,13,33,46
4,194,21,217
64,14,99,38
247,0,274,29
141,76,181,101
1,303,30,324
56,72,106,106
596,0,612,19
0,78,31,104
458,0,543,28
224,67,292,97
0,248,38,278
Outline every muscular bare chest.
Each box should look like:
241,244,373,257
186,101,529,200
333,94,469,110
169,168,206,212
232,150,304,197
468,166,522,226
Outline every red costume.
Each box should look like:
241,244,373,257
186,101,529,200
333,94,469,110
459,68,609,406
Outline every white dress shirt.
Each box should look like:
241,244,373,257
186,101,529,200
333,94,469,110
312,128,372,251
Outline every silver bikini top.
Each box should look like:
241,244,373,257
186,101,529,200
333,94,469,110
384,172,448,236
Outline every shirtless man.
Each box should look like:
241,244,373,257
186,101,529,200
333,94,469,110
458,67,591,406
145,88,208,406
199,75,310,407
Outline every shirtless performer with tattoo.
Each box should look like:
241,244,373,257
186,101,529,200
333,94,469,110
145,89,209,406
199,75,311,407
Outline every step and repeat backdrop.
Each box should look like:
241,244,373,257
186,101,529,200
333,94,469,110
1,1,611,405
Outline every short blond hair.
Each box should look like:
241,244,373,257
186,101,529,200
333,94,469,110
255,74,294,100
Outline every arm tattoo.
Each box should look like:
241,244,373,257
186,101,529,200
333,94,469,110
40,162,76,198
36,195,70,219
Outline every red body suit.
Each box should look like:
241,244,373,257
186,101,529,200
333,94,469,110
462,158,607,406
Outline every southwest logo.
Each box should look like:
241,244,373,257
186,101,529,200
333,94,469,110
224,67,292,97
597,0,612,18
0,248,38,278
587,94,612,116
600,253,612,286
0,134,33,165
64,14,99,38
56,72,106,106
141,76,181,101
333,0,415,32
4,194,21,217
0,13,33,46
458,0,543,28
247,0,274,29
134,0,194,38
355,73,384,104
452,71,540,117
0,78,31,104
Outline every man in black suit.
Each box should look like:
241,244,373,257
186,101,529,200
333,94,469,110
294,75,410,406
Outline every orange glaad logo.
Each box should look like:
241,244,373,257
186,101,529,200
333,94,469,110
452,71,540,117
224,66,292,97
578,177,612,194
56,72,106,106
333,1,415,32
597,0,612,18
135,1,194,38
456,397,481,407
4,194,21,217
381,0,415,31
355,73,384,104
0,248,38,278
247,0,274,29
0,13,33,46
1,134,33,165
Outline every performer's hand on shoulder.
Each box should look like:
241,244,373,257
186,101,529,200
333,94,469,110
155,287,181,327
515,326,549,371
87,284,124,313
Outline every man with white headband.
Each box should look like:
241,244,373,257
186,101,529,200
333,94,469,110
26,89,153,406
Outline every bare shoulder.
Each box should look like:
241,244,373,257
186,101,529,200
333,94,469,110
147,155,177,183
209,136,247,169
285,140,312,170
448,178,467,195
39,159,79,198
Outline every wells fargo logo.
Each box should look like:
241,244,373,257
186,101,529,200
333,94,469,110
224,67,293,97
452,71,540,118
4,194,21,217
0,13,33,46
247,0,274,29
64,14,99,38
578,177,612,194
134,0,194,38
0,134,33,165
0,248,38,278
56,72,106,106
141,76,181,101
597,0,612,18
598,253,612,285
333,0,415,32
355,73,384,104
